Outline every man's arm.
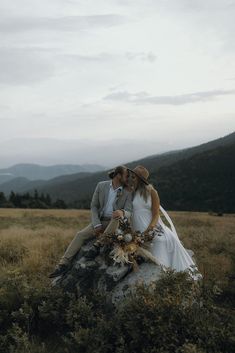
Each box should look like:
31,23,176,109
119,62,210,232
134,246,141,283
90,182,102,228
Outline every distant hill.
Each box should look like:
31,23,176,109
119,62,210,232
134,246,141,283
150,142,235,213
0,172,92,196
0,163,104,185
127,131,235,171
1,131,234,212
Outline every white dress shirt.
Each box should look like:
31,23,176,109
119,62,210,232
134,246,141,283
103,182,123,217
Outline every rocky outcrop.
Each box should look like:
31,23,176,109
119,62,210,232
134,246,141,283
51,239,163,305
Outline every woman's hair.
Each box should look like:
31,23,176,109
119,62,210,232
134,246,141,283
137,179,153,202
108,165,127,179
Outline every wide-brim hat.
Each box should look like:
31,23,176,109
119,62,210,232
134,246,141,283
127,165,149,185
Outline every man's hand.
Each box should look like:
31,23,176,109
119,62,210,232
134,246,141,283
112,210,124,219
94,225,103,236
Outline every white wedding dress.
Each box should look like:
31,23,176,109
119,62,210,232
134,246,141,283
131,190,202,280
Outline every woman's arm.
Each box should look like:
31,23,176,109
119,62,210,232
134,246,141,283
147,188,160,231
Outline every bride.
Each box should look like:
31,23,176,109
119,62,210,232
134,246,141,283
128,165,202,280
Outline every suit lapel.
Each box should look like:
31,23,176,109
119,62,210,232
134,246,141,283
102,182,125,211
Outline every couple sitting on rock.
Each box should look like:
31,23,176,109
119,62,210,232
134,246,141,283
49,165,201,280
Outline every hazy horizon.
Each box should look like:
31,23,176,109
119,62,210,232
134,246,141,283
0,130,233,169
1,0,235,168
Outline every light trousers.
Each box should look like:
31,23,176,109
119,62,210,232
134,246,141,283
59,218,119,265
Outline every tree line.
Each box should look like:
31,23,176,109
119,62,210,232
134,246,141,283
0,190,67,209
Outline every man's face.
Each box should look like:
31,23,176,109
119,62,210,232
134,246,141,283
119,169,129,186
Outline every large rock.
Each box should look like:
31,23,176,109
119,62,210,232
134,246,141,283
111,263,162,304
51,239,164,305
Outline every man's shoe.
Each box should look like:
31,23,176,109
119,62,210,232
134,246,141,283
48,263,70,278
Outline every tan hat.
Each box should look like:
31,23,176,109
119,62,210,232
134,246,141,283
128,165,149,185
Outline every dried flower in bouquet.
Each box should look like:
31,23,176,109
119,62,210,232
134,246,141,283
97,217,161,269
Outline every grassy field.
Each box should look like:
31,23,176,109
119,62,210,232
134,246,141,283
0,208,234,353
0,208,234,284
0,209,90,282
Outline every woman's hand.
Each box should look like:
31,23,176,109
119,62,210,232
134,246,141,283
146,224,155,232
112,210,124,219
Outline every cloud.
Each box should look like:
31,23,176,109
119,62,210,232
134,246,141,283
0,0,234,159
0,47,55,85
120,0,235,12
60,51,157,64
103,89,235,105
0,14,127,33
117,0,235,52
0,45,157,86
0,104,10,112
125,51,157,62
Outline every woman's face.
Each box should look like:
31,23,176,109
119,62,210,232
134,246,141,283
131,173,139,190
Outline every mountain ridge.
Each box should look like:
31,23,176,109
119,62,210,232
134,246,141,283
0,163,104,185
0,131,234,212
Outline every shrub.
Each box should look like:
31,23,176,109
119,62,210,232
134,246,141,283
0,269,234,353
62,271,234,353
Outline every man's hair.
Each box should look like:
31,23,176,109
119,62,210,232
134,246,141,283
108,165,127,179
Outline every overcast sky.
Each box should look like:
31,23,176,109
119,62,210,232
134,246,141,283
0,0,235,167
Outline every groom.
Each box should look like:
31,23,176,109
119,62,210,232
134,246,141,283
49,165,133,278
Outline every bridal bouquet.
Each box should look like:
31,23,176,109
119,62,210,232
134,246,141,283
96,218,161,269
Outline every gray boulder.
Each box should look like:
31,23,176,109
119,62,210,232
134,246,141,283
51,239,164,305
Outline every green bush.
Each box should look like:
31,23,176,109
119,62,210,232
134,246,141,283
0,270,234,353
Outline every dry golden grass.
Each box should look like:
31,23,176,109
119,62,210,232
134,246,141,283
0,208,90,218
0,208,90,284
169,211,235,282
0,208,234,285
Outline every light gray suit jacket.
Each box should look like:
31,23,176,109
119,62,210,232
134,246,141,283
90,180,133,227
